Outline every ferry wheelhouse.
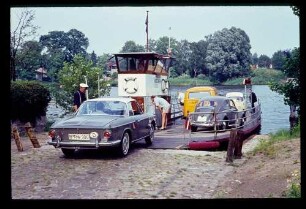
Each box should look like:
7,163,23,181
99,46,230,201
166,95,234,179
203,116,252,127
113,52,175,127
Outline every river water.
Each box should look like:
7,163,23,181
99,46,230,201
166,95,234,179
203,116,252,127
108,85,291,134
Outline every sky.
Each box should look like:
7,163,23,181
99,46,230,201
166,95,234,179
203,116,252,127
10,6,299,58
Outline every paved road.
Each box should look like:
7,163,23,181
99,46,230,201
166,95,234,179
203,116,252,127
11,132,264,199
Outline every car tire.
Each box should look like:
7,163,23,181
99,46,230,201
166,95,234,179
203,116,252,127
61,148,75,157
219,118,228,131
117,132,130,157
191,125,198,132
240,114,245,128
145,124,154,145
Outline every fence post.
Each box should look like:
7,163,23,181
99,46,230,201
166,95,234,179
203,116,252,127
234,130,244,159
12,126,24,152
24,122,41,148
226,129,238,162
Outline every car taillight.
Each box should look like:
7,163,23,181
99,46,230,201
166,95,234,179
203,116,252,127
103,130,111,139
48,129,56,138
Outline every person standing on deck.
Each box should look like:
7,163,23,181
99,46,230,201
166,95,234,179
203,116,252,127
249,89,257,113
151,96,170,130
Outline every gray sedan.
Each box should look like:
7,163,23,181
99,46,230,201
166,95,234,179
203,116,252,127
188,96,242,132
48,97,156,157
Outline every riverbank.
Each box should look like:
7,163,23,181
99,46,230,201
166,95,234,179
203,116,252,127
11,131,300,199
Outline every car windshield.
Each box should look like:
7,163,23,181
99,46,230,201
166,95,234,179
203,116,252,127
229,96,244,102
77,101,127,116
189,92,211,99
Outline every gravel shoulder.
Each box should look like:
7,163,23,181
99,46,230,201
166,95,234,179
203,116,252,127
11,132,300,199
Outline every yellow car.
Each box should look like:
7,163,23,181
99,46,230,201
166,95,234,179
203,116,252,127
183,86,218,118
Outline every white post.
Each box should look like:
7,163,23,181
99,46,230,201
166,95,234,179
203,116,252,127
168,27,171,54
84,75,88,100
98,74,100,97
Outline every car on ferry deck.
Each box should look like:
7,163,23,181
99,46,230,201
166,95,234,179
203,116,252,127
225,92,247,111
183,86,218,118
47,97,156,157
188,96,242,132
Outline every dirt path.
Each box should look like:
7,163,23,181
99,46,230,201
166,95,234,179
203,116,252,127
11,132,300,199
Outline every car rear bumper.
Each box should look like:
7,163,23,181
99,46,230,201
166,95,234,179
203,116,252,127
47,139,121,149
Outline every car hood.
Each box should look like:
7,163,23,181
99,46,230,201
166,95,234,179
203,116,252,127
51,115,120,129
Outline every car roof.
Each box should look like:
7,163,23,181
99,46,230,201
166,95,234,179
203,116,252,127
186,86,218,93
226,92,244,97
198,95,229,102
86,97,136,103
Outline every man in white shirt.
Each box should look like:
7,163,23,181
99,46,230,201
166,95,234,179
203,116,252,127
151,96,171,130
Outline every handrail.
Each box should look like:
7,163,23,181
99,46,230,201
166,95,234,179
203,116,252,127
187,103,261,141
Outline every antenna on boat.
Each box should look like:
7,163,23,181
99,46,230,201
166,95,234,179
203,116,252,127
168,27,172,56
145,11,149,52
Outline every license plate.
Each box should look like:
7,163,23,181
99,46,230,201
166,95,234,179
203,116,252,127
68,134,90,141
197,115,207,122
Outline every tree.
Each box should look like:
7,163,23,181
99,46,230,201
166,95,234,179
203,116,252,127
10,9,39,81
173,39,192,77
270,47,300,115
258,54,271,68
120,41,145,52
251,53,259,66
64,29,89,62
52,54,111,112
39,29,89,81
205,27,252,83
15,40,43,80
291,6,300,17
90,51,98,66
271,50,287,70
97,53,113,75
189,40,209,77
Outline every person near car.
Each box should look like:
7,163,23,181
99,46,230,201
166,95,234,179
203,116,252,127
73,83,88,112
151,95,171,130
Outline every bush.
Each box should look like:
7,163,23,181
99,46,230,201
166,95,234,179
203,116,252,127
11,80,51,126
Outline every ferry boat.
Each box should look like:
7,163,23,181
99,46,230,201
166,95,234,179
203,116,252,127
111,51,261,150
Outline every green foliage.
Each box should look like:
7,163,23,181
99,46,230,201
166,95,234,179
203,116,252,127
284,168,300,198
291,6,300,17
251,123,300,156
258,54,271,68
120,40,145,52
52,54,111,112
168,74,212,86
15,40,43,80
39,29,89,82
11,80,51,126
251,68,285,84
251,53,259,65
271,50,287,70
189,40,209,77
269,47,300,114
205,27,252,83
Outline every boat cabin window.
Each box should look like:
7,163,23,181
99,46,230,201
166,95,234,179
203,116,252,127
116,55,168,75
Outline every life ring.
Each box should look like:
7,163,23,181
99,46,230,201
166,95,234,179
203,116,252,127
123,77,138,94
161,79,169,92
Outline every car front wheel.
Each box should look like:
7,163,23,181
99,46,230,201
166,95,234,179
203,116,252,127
117,132,130,157
145,124,154,145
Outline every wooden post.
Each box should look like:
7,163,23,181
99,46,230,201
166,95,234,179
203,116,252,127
24,122,41,148
226,129,237,162
12,126,24,152
234,130,244,159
